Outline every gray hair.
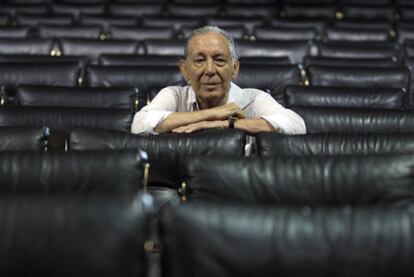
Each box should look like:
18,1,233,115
183,26,239,63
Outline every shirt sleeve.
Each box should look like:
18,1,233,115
253,92,306,135
130,87,178,135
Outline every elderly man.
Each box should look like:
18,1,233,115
131,26,306,135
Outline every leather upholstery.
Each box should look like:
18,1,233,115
69,128,246,188
223,4,278,18
342,5,395,20
317,41,399,59
160,203,414,277
180,26,246,40
254,26,317,41
325,26,391,42
0,27,30,38
206,17,265,36
182,155,414,206
98,54,180,66
166,4,221,16
144,39,184,56
235,64,301,106
0,107,133,132
79,15,139,30
0,38,54,55
239,56,291,65
37,25,103,39
108,3,163,17
256,132,414,156
16,85,135,109
109,26,176,40
0,194,149,277
142,16,202,31
285,85,404,109
1,4,48,16
0,126,47,151
292,106,414,133
51,3,105,19
283,4,336,18
304,56,398,67
269,18,326,35
16,14,74,26
0,150,146,193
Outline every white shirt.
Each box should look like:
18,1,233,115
131,82,306,135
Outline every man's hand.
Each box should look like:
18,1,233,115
207,103,245,120
172,120,227,133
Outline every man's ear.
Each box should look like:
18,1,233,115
178,59,190,82
231,60,240,80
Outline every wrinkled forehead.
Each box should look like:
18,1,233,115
187,32,231,57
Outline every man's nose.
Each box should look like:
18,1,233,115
204,58,216,76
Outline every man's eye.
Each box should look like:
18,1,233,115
215,59,226,65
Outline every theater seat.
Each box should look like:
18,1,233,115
108,3,163,17
166,3,221,17
160,204,414,277
285,85,404,109
51,3,106,20
292,107,414,133
16,14,74,26
282,4,336,19
253,26,317,41
317,41,399,59
142,16,203,32
0,194,149,277
256,131,414,157
37,25,103,39
303,56,398,67
98,54,180,66
108,26,176,40
0,126,48,151
143,39,184,56
341,4,395,21
325,26,391,42
0,27,31,38
0,38,55,55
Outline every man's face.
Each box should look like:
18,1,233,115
179,32,240,107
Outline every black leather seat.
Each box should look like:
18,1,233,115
160,203,414,277
1,4,48,16
223,4,278,19
0,126,48,151
166,3,221,17
304,56,398,67
254,26,317,41
239,56,291,65
0,194,149,277
16,85,136,110
179,26,246,40
282,3,336,19
269,18,326,36
206,16,265,37
108,3,163,17
181,154,414,206
0,27,31,38
98,54,180,66
256,132,414,157
109,26,176,40
325,26,391,42
292,106,414,133
37,25,103,39
51,3,106,20
0,38,55,55
79,15,139,31
235,64,301,106
143,39,184,56
236,39,312,64
16,14,74,26
142,16,203,32
317,41,399,59
285,85,405,109
85,65,184,108
341,4,395,21
69,128,246,189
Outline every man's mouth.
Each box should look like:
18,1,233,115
202,83,220,90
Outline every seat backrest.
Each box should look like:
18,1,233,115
108,3,163,17
37,25,103,39
256,132,414,156
142,16,202,31
98,54,180,66
69,128,246,189
0,107,133,132
143,39,184,56
0,38,55,55
292,106,414,133
0,27,31,38
235,64,301,106
206,16,265,36
269,18,326,35
239,56,291,65
2,4,48,16
16,14,74,26
325,26,391,42
0,150,146,193
283,3,336,19
181,155,414,206
307,65,410,90
79,15,139,31
254,26,317,41
0,126,47,151
223,4,279,19
0,194,148,277
51,3,106,19
317,41,399,59
160,204,414,277
179,26,246,40
16,85,135,110
166,3,221,17
285,85,404,109
236,39,312,64
303,56,398,67
109,26,176,40
341,4,395,21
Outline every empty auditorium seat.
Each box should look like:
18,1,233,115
269,18,326,36
304,56,398,67
256,132,414,157
142,16,203,32
98,54,180,66
282,4,336,19
166,4,221,17
236,39,312,64
180,155,414,206
333,20,393,30
341,5,395,21
0,194,149,276
79,15,139,31
160,204,414,277
253,26,317,41
37,25,103,39
108,26,175,40
1,4,48,16
223,4,278,19
51,3,106,20
317,41,399,59
235,64,301,106
0,107,133,132
307,65,410,90
85,65,183,107
16,14,74,27
206,17,265,37
0,150,147,193
0,27,31,38
59,38,141,61
285,85,404,109
239,56,291,65
16,85,136,110
325,26,391,42
143,39,184,56
0,38,55,55
69,128,246,189
292,107,414,133
0,126,47,151
108,3,163,17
